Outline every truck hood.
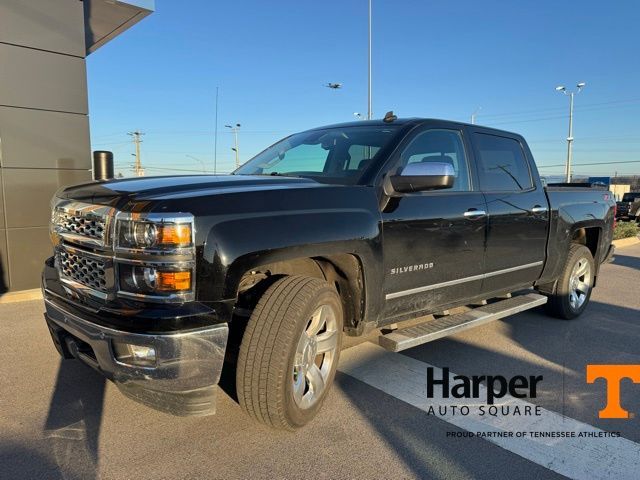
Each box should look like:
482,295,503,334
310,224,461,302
56,174,325,206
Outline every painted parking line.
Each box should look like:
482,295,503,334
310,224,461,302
338,342,640,480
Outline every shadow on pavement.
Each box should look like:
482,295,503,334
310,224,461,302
42,358,106,480
611,253,640,270
0,441,65,480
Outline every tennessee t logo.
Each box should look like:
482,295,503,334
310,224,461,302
586,365,640,419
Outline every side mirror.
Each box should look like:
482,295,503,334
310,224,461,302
390,162,455,193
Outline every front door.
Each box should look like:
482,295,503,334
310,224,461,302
381,127,487,321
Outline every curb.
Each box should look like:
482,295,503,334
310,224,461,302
0,288,43,305
612,236,640,249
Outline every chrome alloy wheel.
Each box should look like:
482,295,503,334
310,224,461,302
292,304,339,409
569,256,592,310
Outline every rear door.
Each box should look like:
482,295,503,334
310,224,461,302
381,126,487,320
469,130,548,294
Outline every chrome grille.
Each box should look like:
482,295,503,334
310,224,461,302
57,248,108,293
55,210,106,241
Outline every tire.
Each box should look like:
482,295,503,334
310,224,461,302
236,275,343,429
544,244,595,319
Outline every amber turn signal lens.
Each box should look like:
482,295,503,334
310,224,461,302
156,271,192,291
157,224,192,246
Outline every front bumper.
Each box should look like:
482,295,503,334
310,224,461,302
44,297,229,416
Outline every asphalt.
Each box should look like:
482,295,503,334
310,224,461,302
1,243,639,480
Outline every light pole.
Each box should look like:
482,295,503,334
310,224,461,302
186,154,206,173
471,106,482,125
556,82,586,182
367,0,372,120
225,123,241,169
214,86,219,174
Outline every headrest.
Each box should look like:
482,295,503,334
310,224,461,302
358,158,372,170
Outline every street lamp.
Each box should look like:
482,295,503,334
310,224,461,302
186,154,206,173
225,123,241,169
556,82,586,182
471,106,482,125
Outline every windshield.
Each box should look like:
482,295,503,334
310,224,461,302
234,125,401,185
622,193,640,202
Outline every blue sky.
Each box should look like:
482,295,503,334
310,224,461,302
88,0,640,178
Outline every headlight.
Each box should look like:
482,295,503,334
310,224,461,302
114,212,196,301
115,215,194,251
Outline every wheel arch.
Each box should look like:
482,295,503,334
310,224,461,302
234,253,366,334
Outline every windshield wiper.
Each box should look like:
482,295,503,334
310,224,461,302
254,172,300,177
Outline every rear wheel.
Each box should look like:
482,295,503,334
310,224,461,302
236,275,343,429
544,244,595,319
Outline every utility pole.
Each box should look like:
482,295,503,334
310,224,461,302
556,82,586,183
214,86,219,174
128,130,145,177
367,0,372,120
225,123,241,169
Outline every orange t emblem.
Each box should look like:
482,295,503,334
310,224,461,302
586,365,640,419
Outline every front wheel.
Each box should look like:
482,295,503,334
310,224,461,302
544,244,595,319
236,275,343,429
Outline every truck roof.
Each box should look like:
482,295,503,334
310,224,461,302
307,118,522,138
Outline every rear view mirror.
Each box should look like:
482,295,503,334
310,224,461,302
390,162,455,193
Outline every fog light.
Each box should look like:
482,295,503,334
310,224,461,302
113,341,156,367
118,264,193,296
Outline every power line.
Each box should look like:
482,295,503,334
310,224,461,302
537,160,640,168
478,97,640,120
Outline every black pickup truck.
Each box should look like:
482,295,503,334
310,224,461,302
616,192,640,221
43,118,615,429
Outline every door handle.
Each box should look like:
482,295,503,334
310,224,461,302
463,209,487,219
531,205,548,214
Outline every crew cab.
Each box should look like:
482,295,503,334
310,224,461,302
43,118,615,429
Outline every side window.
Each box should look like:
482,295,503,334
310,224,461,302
399,129,471,192
473,133,533,191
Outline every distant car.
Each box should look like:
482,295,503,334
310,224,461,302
616,192,640,221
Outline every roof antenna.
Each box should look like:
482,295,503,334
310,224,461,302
383,111,397,123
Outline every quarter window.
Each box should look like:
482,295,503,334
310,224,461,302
473,134,533,191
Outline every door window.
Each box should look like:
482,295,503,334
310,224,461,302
398,129,471,192
473,133,533,191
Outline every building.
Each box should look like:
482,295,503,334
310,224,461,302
0,0,153,294
611,184,631,202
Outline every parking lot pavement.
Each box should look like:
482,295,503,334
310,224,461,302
1,243,639,480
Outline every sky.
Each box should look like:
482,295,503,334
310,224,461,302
87,0,640,179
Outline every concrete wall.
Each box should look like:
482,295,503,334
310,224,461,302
0,0,92,292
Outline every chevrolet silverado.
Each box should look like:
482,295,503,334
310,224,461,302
43,118,616,429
